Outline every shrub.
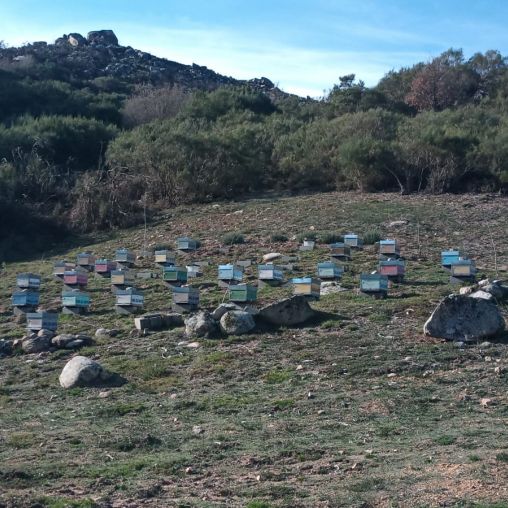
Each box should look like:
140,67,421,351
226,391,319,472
296,231,317,242
222,232,245,245
319,232,343,244
363,230,382,245
270,232,288,242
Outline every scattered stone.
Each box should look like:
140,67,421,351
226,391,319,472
424,295,505,341
98,390,111,398
134,312,184,331
469,290,494,301
211,303,240,321
480,398,494,408
484,281,508,300
262,252,282,262
387,373,397,378
37,329,55,339
186,342,200,349
22,333,51,353
192,425,204,435
0,339,13,356
259,296,315,326
59,356,110,388
219,311,255,335
388,220,408,227
68,33,87,46
459,286,474,295
320,281,347,295
184,311,218,338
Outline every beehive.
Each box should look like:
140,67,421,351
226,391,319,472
115,248,135,266
218,264,244,283
63,269,88,287
299,239,315,251
317,262,344,280
379,240,400,257
162,265,188,284
177,237,197,251
12,290,39,307
229,283,257,303
53,261,75,277
360,273,389,297
16,273,41,290
26,312,58,332
76,252,96,269
61,290,90,309
115,288,144,308
172,286,200,308
441,249,461,267
186,264,202,278
450,258,476,278
378,259,405,281
111,269,135,286
344,234,362,248
95,259,117,275
154,250,176,265
292,277,320,299
330,243,351,259
258,264,284,282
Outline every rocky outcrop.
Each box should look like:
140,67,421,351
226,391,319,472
185,311,218,338
134,312,184,331
424,294,505,341
219,311,255,335
87,30,119,46
259,296,315,326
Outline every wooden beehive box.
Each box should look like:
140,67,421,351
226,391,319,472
111,269,135,286
95,259,117,274
53,261,75,277
12,290,39,307
61,290,90,308
379,259,405,280
292,277,320,299
258,264,284,282
77,252,96,268
26,311,58,332
360,273,389,297
172,286,200,306
299,239,315,251
317,262,344,280
229,283,257,303
379,240,400,257
330,243,351,259
186,264,202,278
344,234,362,248
177,237,197,252
116,288,144,307
154,250,176,265
218,264,244,282
63,269,88,287
163,265,188,284
441,249,461,267
450,258,476,278
115,248,135,266
16,273,41,290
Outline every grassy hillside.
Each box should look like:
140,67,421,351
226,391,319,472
0,191,507,508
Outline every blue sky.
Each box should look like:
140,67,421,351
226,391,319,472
2,0,508,97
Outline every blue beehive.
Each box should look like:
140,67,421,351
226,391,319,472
61,290,90,309
344,233,362,248
441,249,461,267
450,258,476,278
26,312,58,332
218,264,244,282
177,237,197,251
12,290,39,307
317,262,344,280
258,264,284,282
16,273,41,290
116,288,144,307
360,273,389,297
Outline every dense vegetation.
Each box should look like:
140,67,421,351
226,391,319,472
1,42,508,258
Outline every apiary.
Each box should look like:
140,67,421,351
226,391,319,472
360,273,389,299
63,268,88,289
154,250,176,265
76,252,96,271
12,290,39,315
218,264,244,287
16,273,41,290
378,259,405,281
95,259,117,276
53,261,75,278
162,265,188,286
26,311,58,332
177,237,198,252
111,269,136,288
186,264,203,278
317,262,344,280
344,233,362,248
450,258,476,283
379,239,400,258
115,248,135,268
330,243,351,260
229,283,257,303
115,288,144,314
299,239,315,251
171,286,200,312
441,249,461,268
61,290,90,314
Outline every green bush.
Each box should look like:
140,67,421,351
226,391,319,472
363,230,382,245
296,231,317,242
222,232,245,245
270,232,288,242
319,232,343,244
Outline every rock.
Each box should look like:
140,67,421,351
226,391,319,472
459,286,474,295
211,303,240,321
184,311,218,338
134,312,184,331
424,294,505,342
259,296,315,326
65,339,86,349
38,329,55,339
95,328,119,338
480,397,494,408
262,252,282,262
484,282,508,300
52,334,92,349
469,290,494,301
219,311,255,335
478,279,490,287
192,425,204,435
22,333,51,353
51,334,75,348
68,33,87,46
388,220,408,227
320,281,347,295
0,339,13,356
87,30,118,46
186,342,200,349
59,356,109,388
